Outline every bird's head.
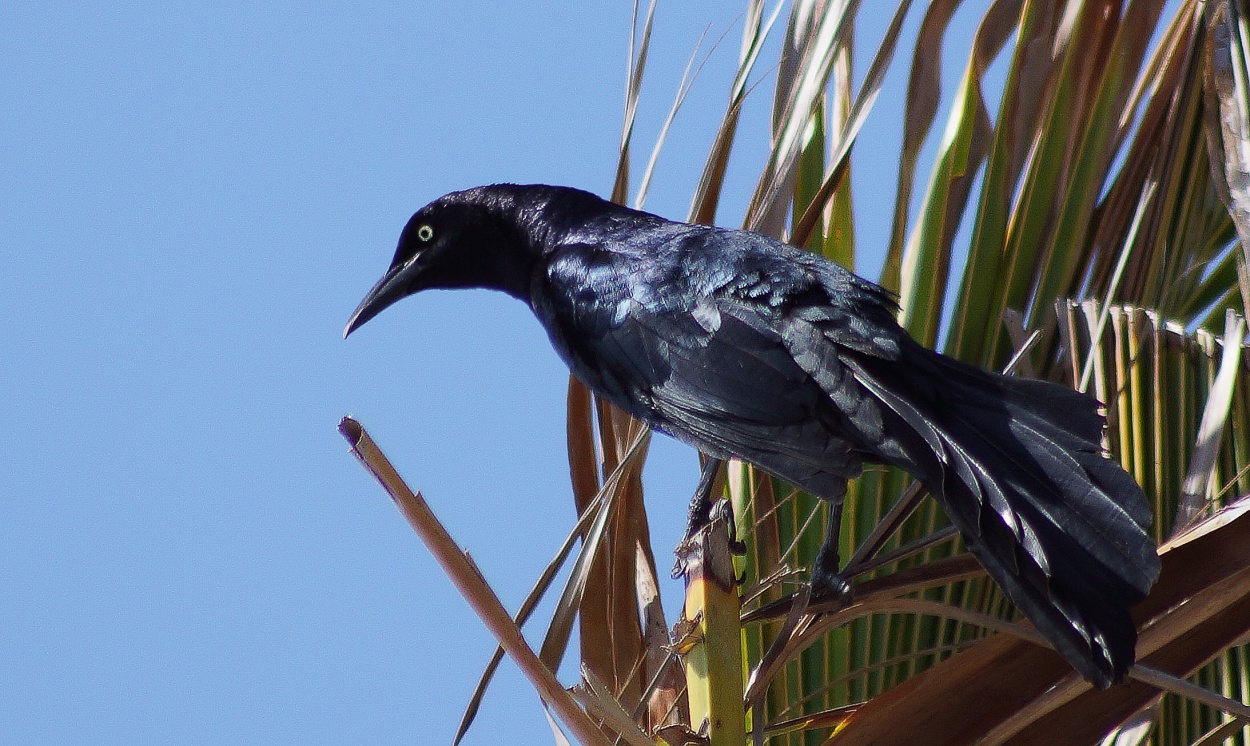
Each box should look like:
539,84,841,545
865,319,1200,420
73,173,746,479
344,187,540,338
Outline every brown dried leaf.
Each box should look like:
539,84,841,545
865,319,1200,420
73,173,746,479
823,498,1250,745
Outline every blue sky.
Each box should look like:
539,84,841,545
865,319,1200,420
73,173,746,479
1,3,989,743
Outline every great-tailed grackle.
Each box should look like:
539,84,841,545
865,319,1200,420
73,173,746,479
345,183,1160,688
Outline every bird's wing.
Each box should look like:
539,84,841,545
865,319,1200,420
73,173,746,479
560,288,868,498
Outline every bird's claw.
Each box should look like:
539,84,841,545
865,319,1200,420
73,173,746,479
672,503,746,580
714,500,748,556
672,541,693,579
811,565,853,602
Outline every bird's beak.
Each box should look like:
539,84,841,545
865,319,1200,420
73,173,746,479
344,260,410,338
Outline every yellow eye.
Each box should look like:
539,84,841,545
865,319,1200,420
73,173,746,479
416,224,435,242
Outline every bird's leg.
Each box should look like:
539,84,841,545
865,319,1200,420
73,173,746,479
672,457,745,578
683,456,723,541
811,498,852,600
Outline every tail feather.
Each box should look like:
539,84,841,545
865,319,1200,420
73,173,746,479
848,341,1160,687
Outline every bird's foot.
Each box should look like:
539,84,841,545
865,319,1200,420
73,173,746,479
672,500,746,579
671,542,693,579
810,566,853,602
810,569,850,599
716,499,748,556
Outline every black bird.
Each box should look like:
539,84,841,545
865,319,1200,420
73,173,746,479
345,183,1159,687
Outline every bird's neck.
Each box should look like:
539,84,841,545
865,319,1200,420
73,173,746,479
468,184,635,302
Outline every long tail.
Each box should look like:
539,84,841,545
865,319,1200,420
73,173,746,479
848,340,1160,687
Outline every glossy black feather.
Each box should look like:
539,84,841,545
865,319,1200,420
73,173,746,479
346,183,1161,687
